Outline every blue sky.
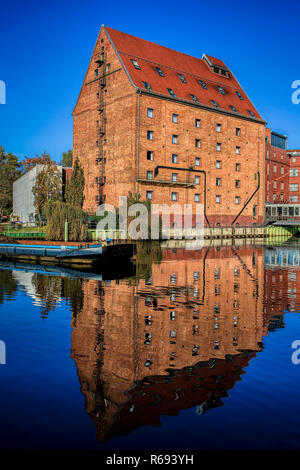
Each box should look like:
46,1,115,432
0,0,300,162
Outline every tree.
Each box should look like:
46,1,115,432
65,157,84,208
61,150,73,168
0,145,24,215
31,152,62,216
44,200,89,241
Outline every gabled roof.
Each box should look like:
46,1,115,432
105,26,264,122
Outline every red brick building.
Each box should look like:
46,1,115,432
288,150,300,203
73,26,266,227
265,129,289,204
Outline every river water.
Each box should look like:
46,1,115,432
0,239,300,450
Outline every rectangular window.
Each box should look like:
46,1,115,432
131,59,141,69
235,146,240,155
172,113,178,123
195,157,200,166
236,163,240,172
195,175,200,184
281,182,284,190
172,135,178,144
146,191,153,200
155,66,164,77
235,180,240,188
236,128,241,136
199,80,207,89
146,171,153,180
195,139,201,148
216,142,221,151
290,184,299,192
216,160,221,169
147,130,153,140
147,151,153,161
253,205,257,217
142,81,152,91
273,181,277,189
290,168,299,176
171,192,178,201
172,173,177,182
290,196,299,202
235,196,240,204
273,164,277,172
195,194,200,202
167,88,176,97
195,118,201,128
216,123,222,132
172,154,178,163
147,108,154,118
216,177,221,186
281,166,284,175
106,63,111,72
216,195,221,204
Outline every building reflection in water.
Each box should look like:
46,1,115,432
70,243,278,443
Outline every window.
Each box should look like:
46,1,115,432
195,157,200,166
199,80,207,89
172,134,178,144
195,175,200,184
147,151,153,161
290,168,299,176
216,160,221,169
106,63,111,72
290,196,299,202
211,100,219,108
167,88,176,97
146,171,153,180
155,66,164,77
216,195,221,204
217,85,226,95
172,154,178,163
216,177,221,186
143,81,152,91
292,158,297,163
235,196,240,204
230,105,237,113
147,130,154,140
178,73,187,83
280,166,284,175
253,205,257,217
195,139,201,148
235,146,240,155
94,69,99,77
216,123,222,132
235,180,240,188
195,118,201,128
235,162,240,171
290,184,299,192
195,194,200,202
172,113,178,123
131,59,141,69
146,191,153,200
147,108,154,118
280,194,283,201
236,91,243,100
190,94,199,103
236,128,241,136
171,192,178,201
273,164,277,172
216,142,222,151
248,110,255,118
172,173,177,182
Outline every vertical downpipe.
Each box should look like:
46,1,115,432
137,91,141,196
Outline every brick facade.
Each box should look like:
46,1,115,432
73,26,266,227
265,128,289,204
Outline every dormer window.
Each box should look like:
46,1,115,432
167,88,176,97
190,94,199,104
248,110,255,118
131,59,141,70
211,100,219,108
178,73,187,83
236,91,243,100
143,81,152,91
217,85,225,95
229,105,237,113
199,80,207,89
155,66,164,77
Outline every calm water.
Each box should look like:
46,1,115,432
1,240,300,450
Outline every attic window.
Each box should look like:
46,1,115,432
167,88,176,97
190,94,199,104
248,110,255,118
199,80,207,89
155,66,164,77
236,91,243,100
217,85,226,95
178,73,187,84
229,105,237,113
211,100,219,108
143,81,152,91
131,59,141,70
